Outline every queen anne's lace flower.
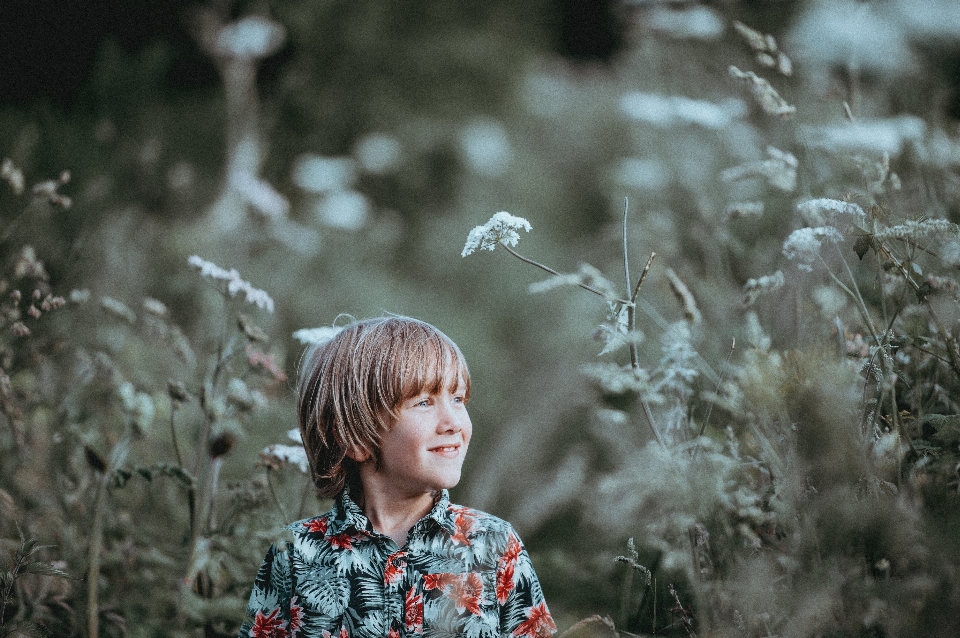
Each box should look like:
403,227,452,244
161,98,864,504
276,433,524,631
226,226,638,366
188,255,275,312
461,212,532,257
782,226,844,270
797,198,866,227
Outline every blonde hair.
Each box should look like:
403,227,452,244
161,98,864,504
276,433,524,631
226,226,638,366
297,316,471,498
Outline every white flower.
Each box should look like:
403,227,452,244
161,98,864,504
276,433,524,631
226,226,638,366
461,212,532,257
262,444,309,473
797,198,865,227
187,255,275,313
743,270,785,305
782,226,844,270
292,326,343,345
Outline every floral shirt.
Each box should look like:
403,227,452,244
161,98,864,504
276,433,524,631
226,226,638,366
238,490,556,638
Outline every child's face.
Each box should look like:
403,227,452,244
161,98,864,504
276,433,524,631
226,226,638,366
373,378,471,496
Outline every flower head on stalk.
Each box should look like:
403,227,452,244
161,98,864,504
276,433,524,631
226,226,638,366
187,255,275,312
461,212,532,257
782,226,844,271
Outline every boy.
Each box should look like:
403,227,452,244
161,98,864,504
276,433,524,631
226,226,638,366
239,316,556,638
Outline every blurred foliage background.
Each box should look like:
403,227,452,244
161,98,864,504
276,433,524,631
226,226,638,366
3,0,960,636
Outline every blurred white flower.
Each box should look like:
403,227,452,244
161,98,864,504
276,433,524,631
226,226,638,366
216,15,285,59
460,119,512,176
292,326,344,345
462,212,532,257
789,0,914,80
231,172,289,219
620,92,746,129
355,133,402,174
782,226,844,270
645,4,724,40
614,157,669,191
187,255,275,312
313,190,370,231
292,155,357,194
743,270,785,305
721,146,798,192
262,443,309,473
803,116,926,156
797,198,866,227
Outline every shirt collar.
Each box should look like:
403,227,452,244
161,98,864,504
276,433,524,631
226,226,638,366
327,489,457,538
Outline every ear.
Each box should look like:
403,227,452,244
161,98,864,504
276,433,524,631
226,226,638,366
345,445,371,463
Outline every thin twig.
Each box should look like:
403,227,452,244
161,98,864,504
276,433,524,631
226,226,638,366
500,244,629,304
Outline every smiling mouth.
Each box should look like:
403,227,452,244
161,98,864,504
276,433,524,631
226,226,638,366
429,445,460,454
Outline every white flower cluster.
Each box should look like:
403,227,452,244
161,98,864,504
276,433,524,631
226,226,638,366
461,212,532,257
721,146,798,192
873,218,958,242
743,270,785,305
262,429,309,473
797,198,866,227
292,326,344,345
187,255,275,312
782,227,844,271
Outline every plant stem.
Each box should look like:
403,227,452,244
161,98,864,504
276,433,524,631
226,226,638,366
698,339,736,439
169,401,183,468
87,473,109,638
500,244,629,304
622,201,637,370
266,466,289,521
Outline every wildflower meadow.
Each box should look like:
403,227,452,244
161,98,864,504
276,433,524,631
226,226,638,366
3,0,960,636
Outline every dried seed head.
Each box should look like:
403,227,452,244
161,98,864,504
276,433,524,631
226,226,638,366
167,379,190,403
209,432,236,459
85,445,108,473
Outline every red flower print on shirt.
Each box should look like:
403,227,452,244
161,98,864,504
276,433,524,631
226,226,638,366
305,517,328,535
388,629,400,638
448,573,484,616
384,551,407,586
321,630,348,638
250,608,288,638
288,597,304,637
405,588,424,634
328,532,360,551
503,533,522,564
449,508,474,546
423,572,457,591
496,559,515,605
496,532,522,604
512,602,556,638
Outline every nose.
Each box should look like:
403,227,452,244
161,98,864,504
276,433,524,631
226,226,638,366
437,396,464,433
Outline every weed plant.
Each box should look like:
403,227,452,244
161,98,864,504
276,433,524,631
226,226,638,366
461,15,960,634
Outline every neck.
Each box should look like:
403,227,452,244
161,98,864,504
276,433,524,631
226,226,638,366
357,489,438,547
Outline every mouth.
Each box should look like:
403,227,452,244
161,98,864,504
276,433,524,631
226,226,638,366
429,444,461,456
